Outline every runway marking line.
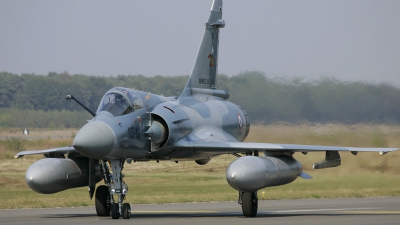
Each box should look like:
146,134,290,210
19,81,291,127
132,207,383,214
270,207,379,213
339,211,400,215
132,210,216,213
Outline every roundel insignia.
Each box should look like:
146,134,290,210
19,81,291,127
237,114,243,130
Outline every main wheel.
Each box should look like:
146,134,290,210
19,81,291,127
111,203,120,219
122,203,131,219
95,185,110,217
242,191,258,217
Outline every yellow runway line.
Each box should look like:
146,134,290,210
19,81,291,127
132,210,216,213
339,211,400,215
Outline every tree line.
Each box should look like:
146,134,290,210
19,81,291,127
1,71,400,128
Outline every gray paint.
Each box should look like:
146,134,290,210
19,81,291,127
73,121,115,159
25,157,101,194
226,156,302,192
180,0,224,96
15,0,399,219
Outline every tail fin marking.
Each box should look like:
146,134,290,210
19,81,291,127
180,0,224,98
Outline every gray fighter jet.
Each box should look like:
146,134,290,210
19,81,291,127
16,0,398,219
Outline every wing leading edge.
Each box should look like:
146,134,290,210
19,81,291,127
175,141,398,154
15,146,77,159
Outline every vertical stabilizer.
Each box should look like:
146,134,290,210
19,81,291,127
179,0,225,98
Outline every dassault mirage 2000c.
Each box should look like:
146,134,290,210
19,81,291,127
16,0,398,219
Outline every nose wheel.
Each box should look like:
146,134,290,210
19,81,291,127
110,202,131,219
111,203,120,219
97,159,131,219
122,203,131,219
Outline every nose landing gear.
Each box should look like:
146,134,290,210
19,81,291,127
95,159,131,219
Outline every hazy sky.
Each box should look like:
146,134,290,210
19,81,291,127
1,0,399,85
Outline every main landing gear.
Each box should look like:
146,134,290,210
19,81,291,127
238,191,258,217
95,159,131,219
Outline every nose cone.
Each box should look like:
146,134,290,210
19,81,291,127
73,121,114,159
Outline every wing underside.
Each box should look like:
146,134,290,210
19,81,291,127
174,140,397,169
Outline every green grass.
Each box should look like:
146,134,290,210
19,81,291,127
260,172,400,200
2,166,400,209
1,124,400,209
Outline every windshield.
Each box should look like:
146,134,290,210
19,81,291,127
97,88,143,116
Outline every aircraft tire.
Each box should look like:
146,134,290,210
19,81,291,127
242,191,258,217
111,203,120,219
95,185,110,217
122,203,131,219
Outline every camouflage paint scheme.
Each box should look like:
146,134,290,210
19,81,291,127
16,0,398,219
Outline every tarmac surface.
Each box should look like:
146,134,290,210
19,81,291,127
1,197,400,225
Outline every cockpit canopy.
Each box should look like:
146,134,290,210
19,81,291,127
97,87,143,116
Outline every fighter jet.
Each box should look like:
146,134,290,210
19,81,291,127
16,0,398,219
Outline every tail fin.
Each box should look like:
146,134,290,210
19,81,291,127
179,0,225,98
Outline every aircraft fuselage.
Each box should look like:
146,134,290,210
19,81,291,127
89,87,250,161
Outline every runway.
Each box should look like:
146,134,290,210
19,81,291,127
1,197,400,225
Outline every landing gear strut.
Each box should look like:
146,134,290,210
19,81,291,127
96,159,131,219
239,191,258,217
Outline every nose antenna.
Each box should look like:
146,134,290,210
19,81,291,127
66,94,96,117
